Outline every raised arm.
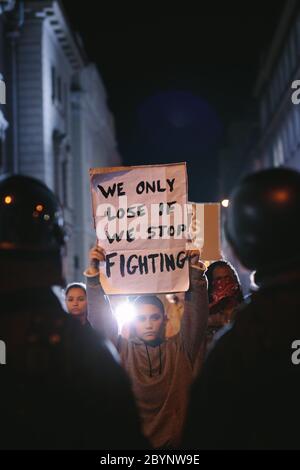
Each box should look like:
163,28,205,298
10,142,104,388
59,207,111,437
180,251,209,365
85,245,119,345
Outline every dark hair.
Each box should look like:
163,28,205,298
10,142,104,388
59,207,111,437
65,282,86,297
133,295,165,317
206,260,243,304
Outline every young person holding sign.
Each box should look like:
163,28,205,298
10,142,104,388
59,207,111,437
85,245,208,449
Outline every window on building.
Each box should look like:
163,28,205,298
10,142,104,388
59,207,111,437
74,255,80,271
51,66,56,102
57,76,62,103
268,85,273,116
283,48,290,85
64,82,68,122
290,29,297,72
0,139,4,170
273,72,281,109
0,110,8,172
282,118,290,159
296,16,300,55
278,57,286,96
289,114,294,154
292,106,298,150
53,130,69,208
297,105,300,148
62,159,68,206
288,111,296,154
261,97,268,129
273,136,285,167
270,79,276,114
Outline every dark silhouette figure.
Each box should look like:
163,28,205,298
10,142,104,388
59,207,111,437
183,168,300,450
0,174,147,450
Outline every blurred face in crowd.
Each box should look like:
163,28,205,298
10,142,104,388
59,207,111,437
209,264,241,325
212,265,236,285
66,287,87,324
134,304,165,342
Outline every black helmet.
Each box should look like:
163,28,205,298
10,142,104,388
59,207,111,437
225,167,300,272
0,174,66,252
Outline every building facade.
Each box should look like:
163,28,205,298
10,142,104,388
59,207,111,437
71,64,121,280
254,0,300,171
1,0,121,281
218,0,300,292
0,0,15,173
219,0,300,198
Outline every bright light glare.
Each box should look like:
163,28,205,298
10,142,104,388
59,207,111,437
221,199,229,208
4,195,12,205
114,302,136,330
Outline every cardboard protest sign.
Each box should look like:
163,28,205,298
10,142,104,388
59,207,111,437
186,202,221,261
90,163,189,295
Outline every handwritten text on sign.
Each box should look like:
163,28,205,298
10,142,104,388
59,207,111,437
90,163,189,294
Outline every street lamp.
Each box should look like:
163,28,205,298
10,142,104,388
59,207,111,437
221,199,229,208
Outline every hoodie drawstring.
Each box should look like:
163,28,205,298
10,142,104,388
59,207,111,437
159,344,162,375
145,343,163,377
145,343,153,377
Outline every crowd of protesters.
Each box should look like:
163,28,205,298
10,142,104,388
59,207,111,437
1,167,300,450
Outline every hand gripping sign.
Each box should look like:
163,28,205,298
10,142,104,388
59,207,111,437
90,163,190,295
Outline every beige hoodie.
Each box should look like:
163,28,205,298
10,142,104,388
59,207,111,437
86,267,208,449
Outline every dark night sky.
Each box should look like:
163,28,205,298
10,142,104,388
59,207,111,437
62,1,285,202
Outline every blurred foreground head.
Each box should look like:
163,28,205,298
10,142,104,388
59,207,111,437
225,167,300,276
0,174,66,291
